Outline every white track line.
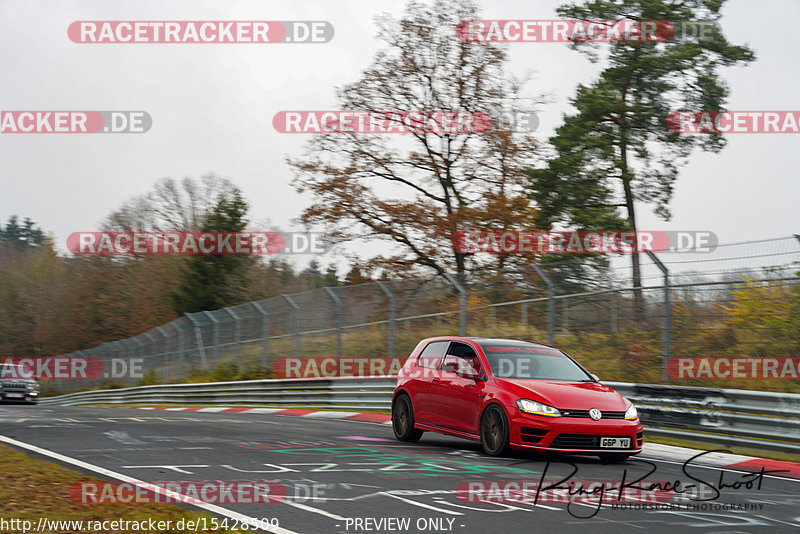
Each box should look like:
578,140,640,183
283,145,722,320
380,491,464,514
0,435,299,534
282,500,347,520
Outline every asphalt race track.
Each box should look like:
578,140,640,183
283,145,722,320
1,405,798,534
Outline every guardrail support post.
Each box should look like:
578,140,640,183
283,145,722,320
324,287,343,360
252,302,270,371
377,282,396,358
646,250,671,380
225,308,242,367
443,273,467,336
282,295,301,358
532,265,555,344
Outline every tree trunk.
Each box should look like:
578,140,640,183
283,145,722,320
619,130,645,319
622,176,645,318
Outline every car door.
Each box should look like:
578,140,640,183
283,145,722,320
410,340,449,424
428,342,485,434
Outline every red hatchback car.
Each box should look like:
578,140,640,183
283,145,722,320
392,337,643,462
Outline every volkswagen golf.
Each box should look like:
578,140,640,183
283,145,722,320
391,336,643,462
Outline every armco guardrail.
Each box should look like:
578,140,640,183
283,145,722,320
39,377,398,410
41,377,800,455
606,382,800,455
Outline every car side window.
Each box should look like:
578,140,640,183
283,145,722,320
442,342,482,375
416,341,449,369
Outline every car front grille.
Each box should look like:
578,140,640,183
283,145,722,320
550,434,634,449
1,382,29,391
560,409,626,419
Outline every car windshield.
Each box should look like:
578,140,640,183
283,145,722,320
478,341,592,381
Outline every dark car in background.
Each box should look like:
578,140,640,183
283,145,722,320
392,336,643,462
0,363,41,404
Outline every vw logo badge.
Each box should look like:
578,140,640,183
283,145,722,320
589,408,602,420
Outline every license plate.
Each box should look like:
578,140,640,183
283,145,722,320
600,437,630,448
4,393,24,399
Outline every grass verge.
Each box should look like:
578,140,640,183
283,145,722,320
0,443,246,533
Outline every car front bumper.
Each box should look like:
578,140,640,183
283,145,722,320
508,412,644,454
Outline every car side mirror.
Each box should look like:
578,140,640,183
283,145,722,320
591,374,600,382
457,368,483,381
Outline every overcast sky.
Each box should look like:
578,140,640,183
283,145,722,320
1,0,798,271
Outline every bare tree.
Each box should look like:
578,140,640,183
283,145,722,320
290,0,539,278
103,174,238,232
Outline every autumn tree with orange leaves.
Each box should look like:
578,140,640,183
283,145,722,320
289,0,539,280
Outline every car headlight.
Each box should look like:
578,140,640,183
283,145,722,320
517,399,560,418
624,399,639,420
26,383,36,390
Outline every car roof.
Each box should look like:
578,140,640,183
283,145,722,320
422,336,556,349
469,337,559,348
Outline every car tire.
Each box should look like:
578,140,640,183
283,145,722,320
392,394,424,442
599,454,631,464
480,404,510,456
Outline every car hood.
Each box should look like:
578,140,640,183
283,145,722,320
0,376,38,384
493,378,627,411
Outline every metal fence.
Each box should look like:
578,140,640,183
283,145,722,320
39,377,800,455
43,235,800,394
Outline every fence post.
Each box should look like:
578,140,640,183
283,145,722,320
203,311,221,364
610,291,618,334
132,338,145,383
282,294,301,358
442,273,467,336
173,321,185,376
126,340,136,368
108,342,122,384
324,287,343,360
225,308,242,367
251,302,270,371
156,326,170,383
532,265,555,345
142,332,156,380
646,250,670,380
185,313,208,369
377,282,396,358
